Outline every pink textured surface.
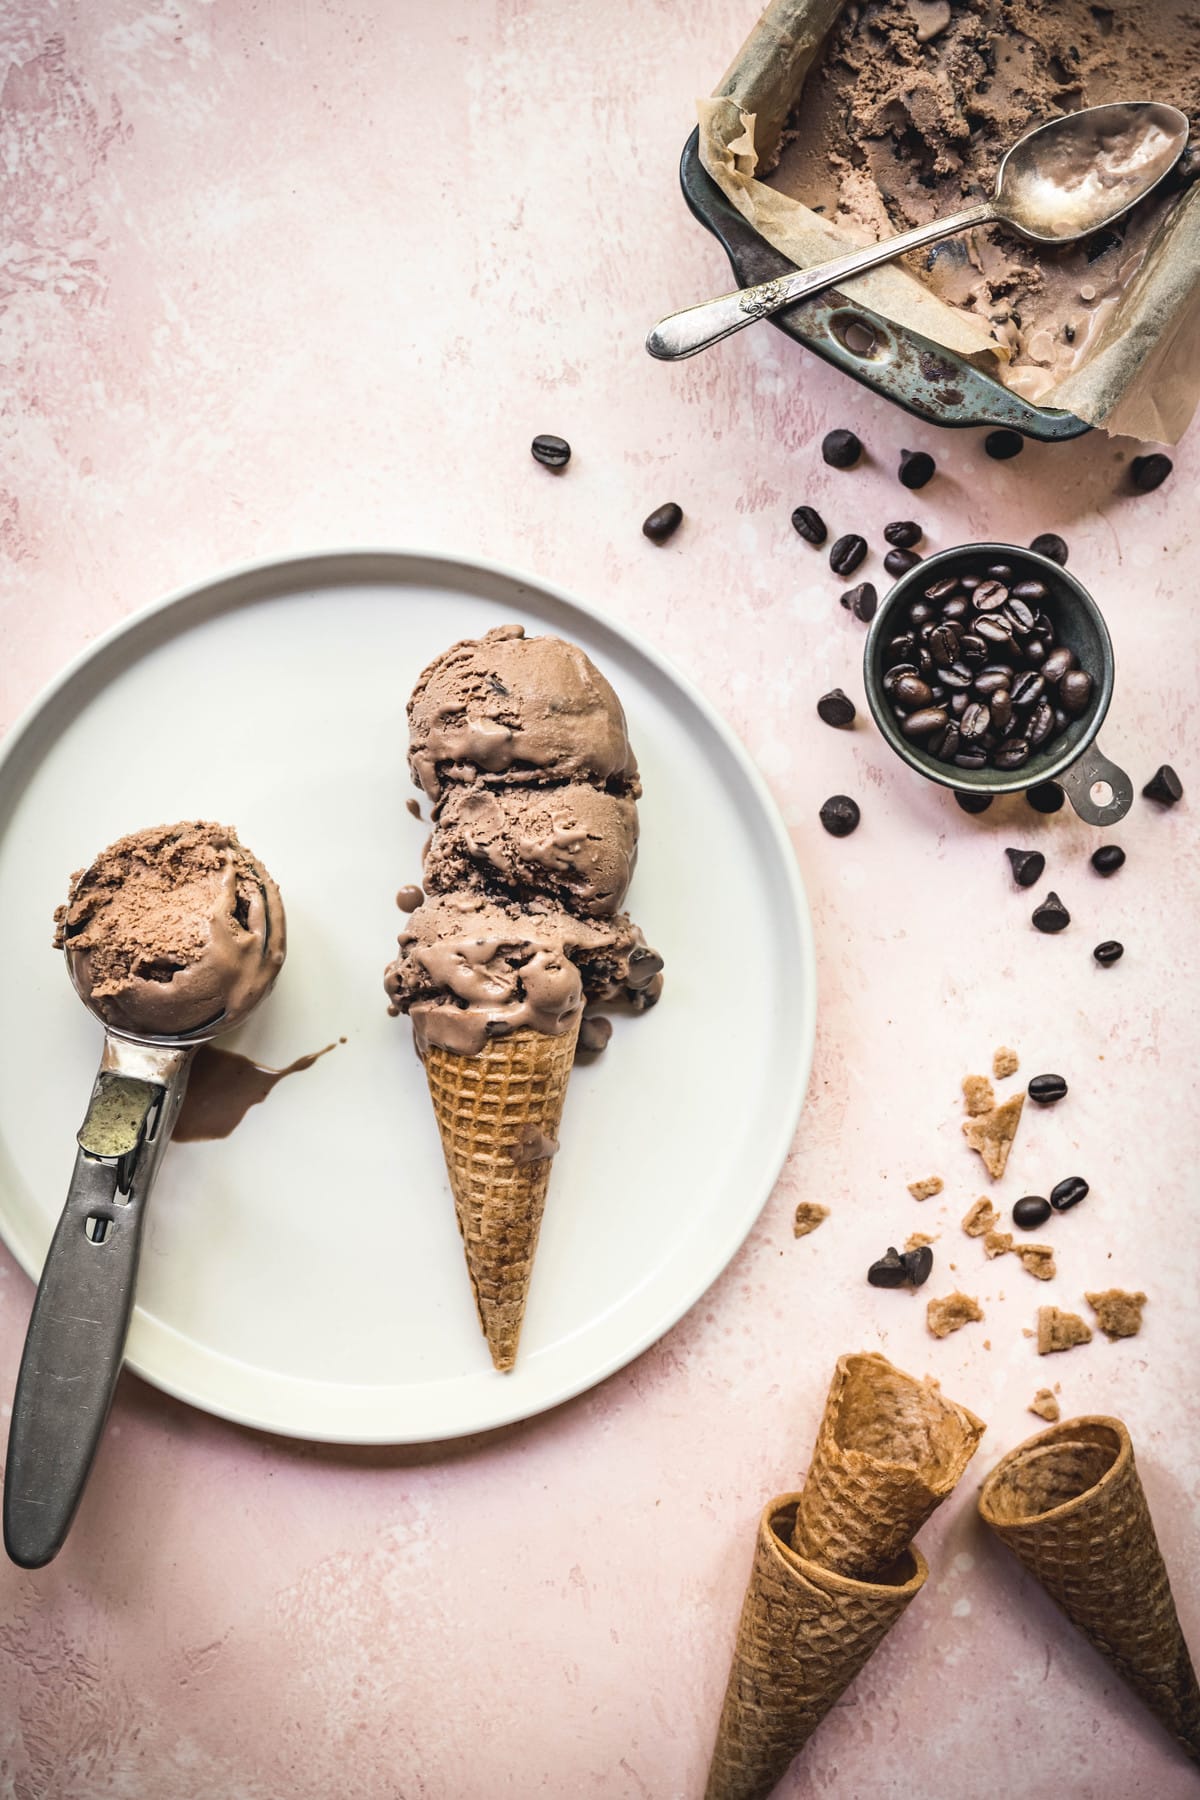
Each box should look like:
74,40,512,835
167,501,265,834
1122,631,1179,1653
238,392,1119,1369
1,4,1197,1796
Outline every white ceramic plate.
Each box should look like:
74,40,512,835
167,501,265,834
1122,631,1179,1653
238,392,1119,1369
0,552,815,1442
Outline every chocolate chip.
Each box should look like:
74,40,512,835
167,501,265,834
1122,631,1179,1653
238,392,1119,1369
1032,891,1070,932
820,794,860,837
817,688,856,728
791,505,827,544
1130,452,1172,493
627,947,665,988
867,1246,908,1288
1026,781,1065,814
1028,1073,1067,1104
842,580,877,622
1006,847,1045,887
901,1244,934,1286
1143,764,1183,807
1091,845,1125,875
1029,533,1068,566
955,790,993,814
1093,939,1124,965
823,428,862,469
1013,1195,1051,1230
1050,1175,1089,1212
830,534,867,576
531,433,570,469
642,503,682,544
884,547,922,577
898,449,935,489
884,520,923,548
985,429,1024,460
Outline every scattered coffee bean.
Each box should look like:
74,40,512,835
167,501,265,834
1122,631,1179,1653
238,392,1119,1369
1050,1175,1089,1212
1006,847,1045,887
830,534,868,576
901,1244,934,1286
984,429,1024,460
791,505,827,545
898,449,935,489
817,688,857,728
1143,764,1183,807
820,794,860,837
531,433,570,469
1028,1073,1068,1104
1029,532,1068,565
884,520,923,549
642,502,682,545
884,547,922,577
1013,1195,1052,1230
1130,452,1172,493
823,428,863,469
1027,781,1065,814
955,790,993,814
1093,939,1124,965
1091,844,1125,875
841,581,878,622
1032,891,1070,932
867,1246,908,1289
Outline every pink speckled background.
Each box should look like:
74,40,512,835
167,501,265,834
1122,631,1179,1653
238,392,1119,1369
1,4,1198,1796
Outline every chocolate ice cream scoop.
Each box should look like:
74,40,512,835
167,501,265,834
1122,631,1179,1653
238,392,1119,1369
423,783,639,918
5,822,286,1570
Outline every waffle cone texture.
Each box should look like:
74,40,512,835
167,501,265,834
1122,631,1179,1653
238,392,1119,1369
423,1020,579,1372
979,1415,1200,1764
705,1496,927,1800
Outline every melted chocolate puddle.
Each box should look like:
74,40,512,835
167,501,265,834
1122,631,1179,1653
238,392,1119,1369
176,1040,341,1142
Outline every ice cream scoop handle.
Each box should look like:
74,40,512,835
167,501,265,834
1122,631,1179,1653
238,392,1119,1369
646,201,997,361
4,1048,190,1568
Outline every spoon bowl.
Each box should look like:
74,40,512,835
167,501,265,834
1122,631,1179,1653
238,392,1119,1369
995,102,1190,243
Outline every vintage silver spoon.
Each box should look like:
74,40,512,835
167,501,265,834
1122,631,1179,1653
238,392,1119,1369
3,833,285,1568
647,102,1189,362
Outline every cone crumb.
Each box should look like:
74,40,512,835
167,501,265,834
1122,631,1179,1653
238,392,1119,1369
908,1175,943,1201
905,1231,936,1252
793,1201,830,1239
984,1230,1013,1260
1029,1389,1061,1421
1037,1306,1093,1355
963,1196,998,1237
1086,1288,1147,1340
963,1093,1024,1179
993,1046,1019,1079
927,1291,984,1338
962,1074,995,1116
1015,1243,1056,1281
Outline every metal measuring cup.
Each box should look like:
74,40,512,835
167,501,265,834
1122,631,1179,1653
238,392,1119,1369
864,542,1132,826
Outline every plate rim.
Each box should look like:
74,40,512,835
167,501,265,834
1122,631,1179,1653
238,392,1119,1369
0,546,817,1443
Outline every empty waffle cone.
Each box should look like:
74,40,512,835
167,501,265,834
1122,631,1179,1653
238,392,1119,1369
979,1416,1200,1764
705,1495,926,1800
791,1352,987,1578
423,1020,579,1372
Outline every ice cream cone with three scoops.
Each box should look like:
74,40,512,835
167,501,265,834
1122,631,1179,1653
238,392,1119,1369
385,625,662,1372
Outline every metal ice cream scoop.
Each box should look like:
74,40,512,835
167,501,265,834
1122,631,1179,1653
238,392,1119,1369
3,838,285,1568
647,102,1190,362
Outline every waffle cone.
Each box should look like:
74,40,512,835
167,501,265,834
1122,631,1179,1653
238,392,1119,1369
979,1416,1200,1763
423,1021,579,1372
705,1495,926,1800
791,1352,987,1578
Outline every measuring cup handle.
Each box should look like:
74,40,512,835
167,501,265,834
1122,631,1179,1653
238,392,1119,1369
1058,742,1134,826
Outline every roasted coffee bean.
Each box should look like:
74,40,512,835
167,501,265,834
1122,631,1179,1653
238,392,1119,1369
939,662,974,691
927,683,947,703
830,534,867,576
960,701,990,740
1032,891,1070,932
902,707,949,739
976,615,1014,646
1007,598,1036,633
1059,669,1094,715
1028,1072,1067,1104
994,736,1030,770
1013,1195,1052,1230
901,1244,935,1286
985,429,1024,460
823,428,863,469
882,663,918,695
1130,452,1172,492
1030,532,1068,565
885,520,923,548
950,691,970,716
1028,700,1055,746
1005,847,1045,889
941,597,970,622
867,1246,908,1288
885,547,922,577
845,581,878,622
929,625,960,665
960,573,982,591
955,749,989,769
908,600,937,627
958,632,986,665
1027,781,1065,814
972,579,1009,612
955,789,992,814
1091,844,1126,875
895,674,933,708
1040,646,1076,685
1023,636,1047,666
934,724,961,760
924,577,959,602
972,669,1009,699
991,689,1013,731
791,504,827,544
1094,939,1124,965
917,648,935,678
531,433,571,468
1142,763,1183,806
817,688,857,728
980,729,999,751
1034,611,1056,643
820,794,861,837
1009,671,1045,708
884,630,915,662
643,502,683,544
1012,579,1048,603
987,563,1015,584
898,449,935,489
1050,1175,1089,1212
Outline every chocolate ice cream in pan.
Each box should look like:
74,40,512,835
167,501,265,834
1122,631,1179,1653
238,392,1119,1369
386,625,662,1372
